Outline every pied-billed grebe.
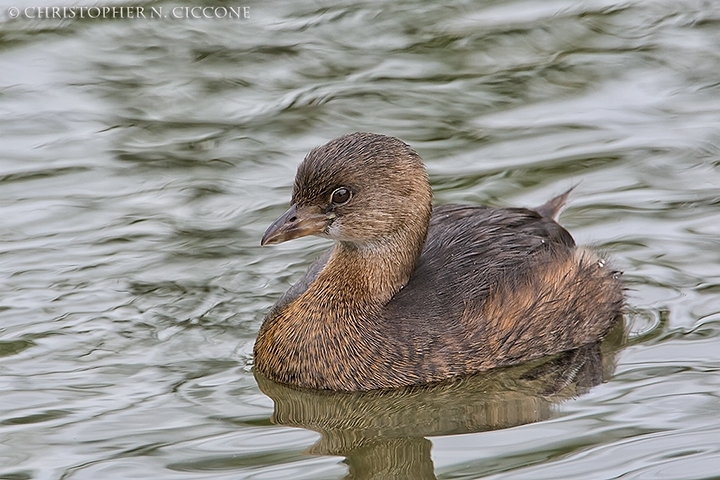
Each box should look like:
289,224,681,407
255,132,623,391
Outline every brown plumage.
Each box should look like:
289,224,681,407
254,132,624,391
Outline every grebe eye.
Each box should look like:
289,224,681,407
331,187,351,205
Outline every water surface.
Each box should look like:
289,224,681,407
2,0,720,478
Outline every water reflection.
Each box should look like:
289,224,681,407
257,324,623,479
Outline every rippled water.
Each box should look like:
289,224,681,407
2,0,720,478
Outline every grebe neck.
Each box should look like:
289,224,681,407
309,224,428,310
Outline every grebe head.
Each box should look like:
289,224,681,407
261,132,432,250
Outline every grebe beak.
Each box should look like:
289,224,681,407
261,204,328,246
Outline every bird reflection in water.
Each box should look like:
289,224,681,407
255,323,624,480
